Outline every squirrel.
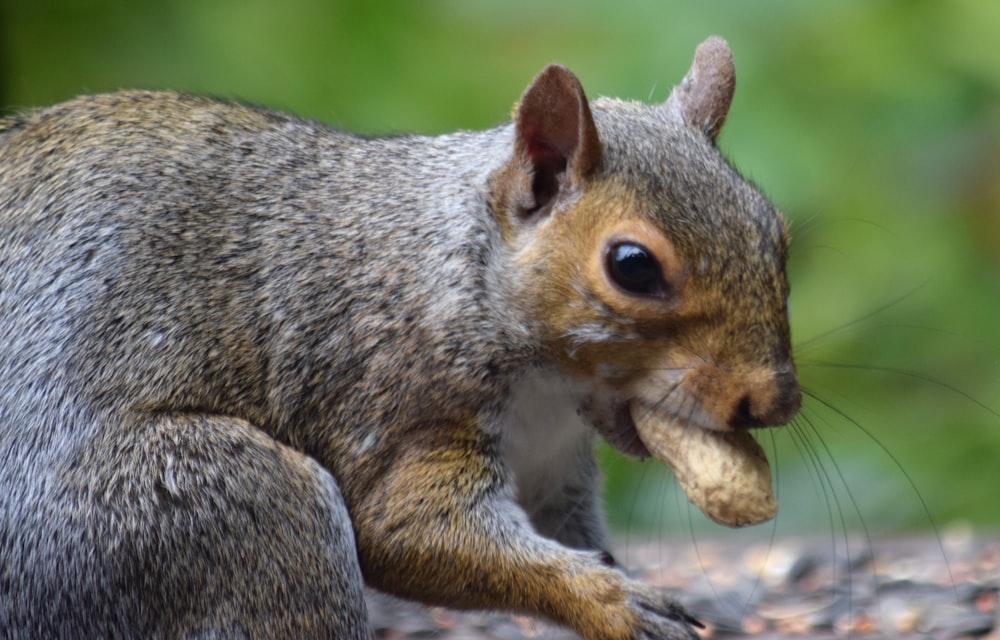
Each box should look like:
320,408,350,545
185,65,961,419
0,36,799,639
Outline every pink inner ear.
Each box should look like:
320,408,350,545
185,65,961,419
518,127,570,213
508,64,602,214
515,65,589,166
522,129,571,166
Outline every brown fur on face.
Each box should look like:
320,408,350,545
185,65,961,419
511,160,797,433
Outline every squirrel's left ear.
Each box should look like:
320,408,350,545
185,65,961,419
664,36,736,143
509,64,602,216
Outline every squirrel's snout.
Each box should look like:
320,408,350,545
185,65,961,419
728,370,801,429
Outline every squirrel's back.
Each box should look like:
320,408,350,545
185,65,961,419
0,92,526,450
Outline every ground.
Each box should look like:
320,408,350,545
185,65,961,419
367,530,1000,639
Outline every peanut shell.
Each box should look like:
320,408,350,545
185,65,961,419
630,402,776,527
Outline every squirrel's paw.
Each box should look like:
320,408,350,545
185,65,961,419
573,567,700,640
626,589,702,640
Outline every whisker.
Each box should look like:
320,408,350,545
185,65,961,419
785,210,823,240
646,80,659,103
804,411,876,550
682,399,726,607
740,429,781,620
787,415,842,564
802,388,959,599
796,410,865,585
802,361,999,418
656,453,672,569
806,408,892,626
629,378,686,430
625,460,653,559
793,282,929,353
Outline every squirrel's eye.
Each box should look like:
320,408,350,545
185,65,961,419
605,242,667,298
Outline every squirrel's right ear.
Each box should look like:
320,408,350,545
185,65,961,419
505,64,602,217
664,36,736,143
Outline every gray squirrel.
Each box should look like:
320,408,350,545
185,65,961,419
0,36,799,639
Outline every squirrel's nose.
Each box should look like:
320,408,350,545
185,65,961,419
729,370,801,429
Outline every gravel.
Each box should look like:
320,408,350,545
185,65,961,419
367,527,1000,639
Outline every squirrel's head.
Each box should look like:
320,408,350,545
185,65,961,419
491,36,800,458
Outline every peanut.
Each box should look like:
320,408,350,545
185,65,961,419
630,402,776,527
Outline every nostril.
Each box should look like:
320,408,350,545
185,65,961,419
728,372,802,430
730,395,764,430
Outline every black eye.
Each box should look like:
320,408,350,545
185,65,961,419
605,242,667,297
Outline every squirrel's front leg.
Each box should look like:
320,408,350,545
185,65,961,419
349,422,699,640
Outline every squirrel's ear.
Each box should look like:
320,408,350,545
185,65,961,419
510,64,602,214
664,36,735,143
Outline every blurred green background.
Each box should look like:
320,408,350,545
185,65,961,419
3,0,998,539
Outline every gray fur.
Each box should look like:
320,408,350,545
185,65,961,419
0,38,792,640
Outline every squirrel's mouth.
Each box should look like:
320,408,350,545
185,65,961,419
592,401,651,458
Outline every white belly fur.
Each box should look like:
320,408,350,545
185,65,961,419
499,370,593,511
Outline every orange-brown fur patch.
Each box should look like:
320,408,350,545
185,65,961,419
514,178,793,431
516,180,699,379
350,415,652,640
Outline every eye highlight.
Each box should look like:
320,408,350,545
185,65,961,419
604,242,668,298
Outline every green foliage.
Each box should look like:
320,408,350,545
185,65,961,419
4,0,998,535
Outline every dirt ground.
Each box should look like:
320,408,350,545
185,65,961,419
367,530,1000,639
